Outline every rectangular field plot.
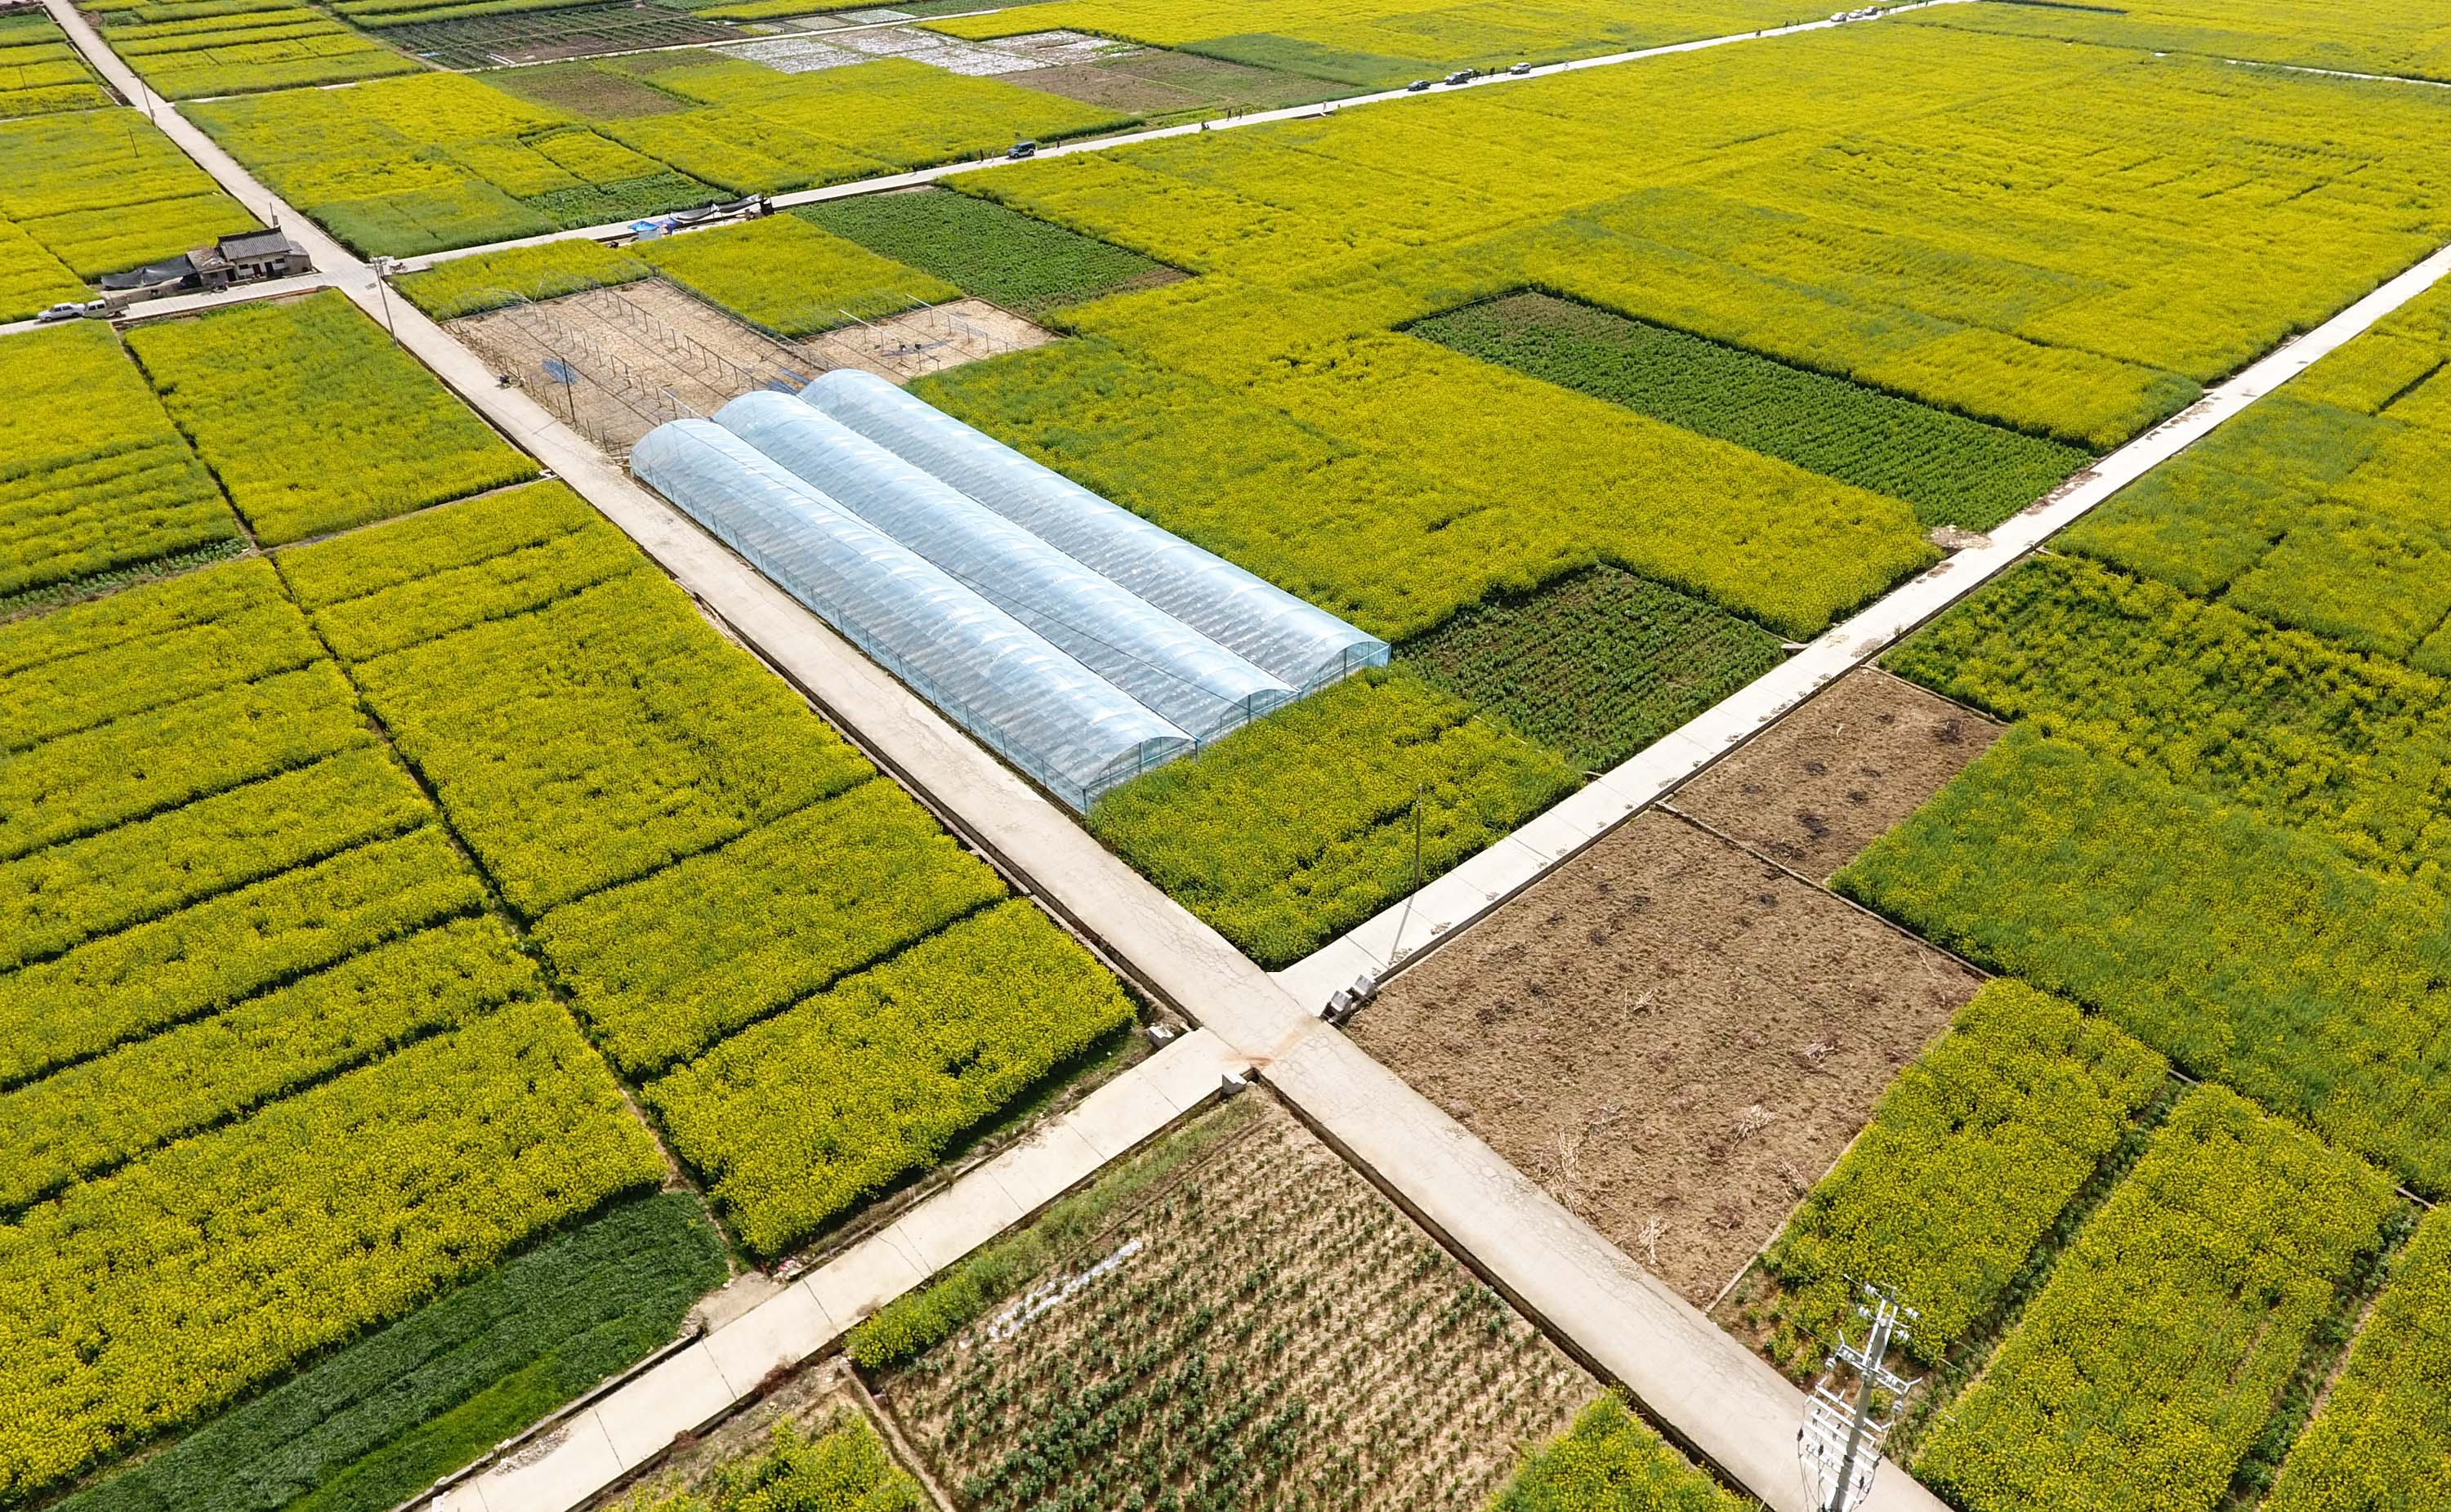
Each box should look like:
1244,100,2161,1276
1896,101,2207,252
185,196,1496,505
1914,1085,2399,1512
1838,729,2451,1196
0,999,663,1505
857,1094,1603,1510
923,19,2451,653
1917,0,2451,84
2266,1206,2451,1510
98,1,424,98
930,0,1869,87
1,323,238,599
1087,670,1577,969
58,1193,725,1512
0,11,108,119
1733,982,2169,1373
635,212,958,337
1413,292,2092,533
1882,552,2451,883
2063,277,2451,666
645,899,1136,1256
370,2,740,69
1399,563,1785,771
1352,808,1981,1304
798,185,1175,318
126,290,540,546
1669,667,2002,880
0,107,260,286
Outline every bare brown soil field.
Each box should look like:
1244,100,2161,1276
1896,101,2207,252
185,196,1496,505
874,1095,1596,1512
449,282,1048,457
1669,667,2002,879
1351,811,1980,1305
1008,47,1342,114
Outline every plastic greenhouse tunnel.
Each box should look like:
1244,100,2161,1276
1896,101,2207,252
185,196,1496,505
712,390,1297,743
798,368,1390,690
627,419,1194,810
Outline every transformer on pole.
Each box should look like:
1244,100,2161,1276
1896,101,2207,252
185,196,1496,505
1798,1281,1922,1512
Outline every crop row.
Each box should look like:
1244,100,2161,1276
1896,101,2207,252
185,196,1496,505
0,660,372,864
0,916,535,1213
0,560,319,752
0,743,433,977
286,481,636,660
2065,278,2451,667
534,778,1007,1077
1885,551,2451,885
0,323,236,597
1087,670,1578,968
1840,729,2451,1194
1915,1084,2398,1512
127,291,540,546
1763,981,2168,1367
646,899,1136,1256
798,187,1168,319
2265,1206,2451,1511
1413,292,2092,533
1,823,482,1091
100,1,422,98
0,998,663,1503
1399,563,1785,771
61,1193,725,1512
882,1095,1592,1511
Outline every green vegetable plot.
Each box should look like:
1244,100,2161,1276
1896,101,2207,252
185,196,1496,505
1400,564,1784,770
798,187,1168,317
1413,292,2092,532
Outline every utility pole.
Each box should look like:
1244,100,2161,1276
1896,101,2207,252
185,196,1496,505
1799,1281,1921,1512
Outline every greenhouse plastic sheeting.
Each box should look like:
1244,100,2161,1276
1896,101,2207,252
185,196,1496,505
715,390,1296,743
800,368,1390,690
628,419,1194,810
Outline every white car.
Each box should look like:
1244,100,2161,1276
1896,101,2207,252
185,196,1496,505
34,299,106,323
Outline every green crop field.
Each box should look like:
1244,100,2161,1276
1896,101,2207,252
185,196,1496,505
1758,982,2170,1372
1489,1396,1747,1512
395,236,654,318
1399,564,1785,771
127,291,540,544
1914,0,2451,85
798,187,1170,318
931,0,1893,87
636,212,958,337
99,0,422,98
59,1194,724,1512
1413,292,2092,533
916,18,2451,648
2065,278,2451,667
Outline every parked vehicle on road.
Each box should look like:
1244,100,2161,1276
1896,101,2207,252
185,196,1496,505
34,299,108,323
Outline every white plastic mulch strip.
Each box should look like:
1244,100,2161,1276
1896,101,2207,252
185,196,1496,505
975,1238,1145,1346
